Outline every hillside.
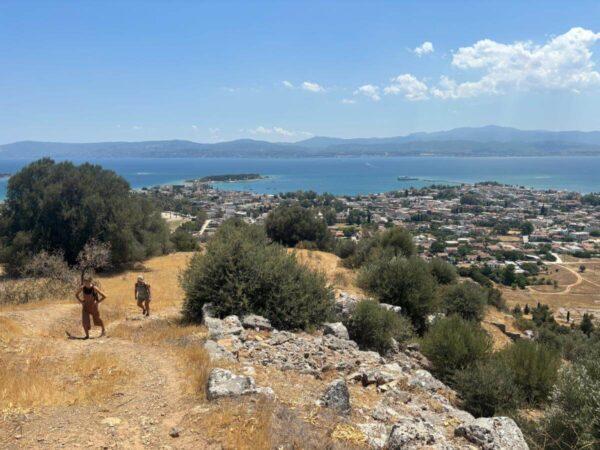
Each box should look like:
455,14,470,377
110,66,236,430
4,125,600,158
0,251,528,449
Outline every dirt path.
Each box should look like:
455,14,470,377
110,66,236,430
528,263,585,295
1,303,213,449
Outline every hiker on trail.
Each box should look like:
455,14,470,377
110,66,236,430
75,276,106,339
135,275,152,317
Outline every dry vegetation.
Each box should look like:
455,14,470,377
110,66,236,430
290,248,365,297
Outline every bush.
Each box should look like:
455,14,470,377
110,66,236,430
181,220,334,330
499,340,560,405
454,358,523,417
265,205,333,250
333,239,357,259
421,315,492,381
346,300,414,354
341,226,415,268
358,256,438,332
429,258,457,284
442,281,487,322
0,158,169,275
170,229,199,251
539,352,600,450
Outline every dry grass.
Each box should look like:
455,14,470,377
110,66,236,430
290,249,365,297
195,398,273,449
95,252,194,322
111,317,212,398
0,346,130,411
0,317,21,344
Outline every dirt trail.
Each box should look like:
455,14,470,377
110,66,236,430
1,302,213,449
528,263,586,295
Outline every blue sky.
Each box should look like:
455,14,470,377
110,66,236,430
2,0,600,144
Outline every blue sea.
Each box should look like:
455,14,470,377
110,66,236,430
0,156,599,198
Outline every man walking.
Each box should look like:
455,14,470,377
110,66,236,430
135,275,152,316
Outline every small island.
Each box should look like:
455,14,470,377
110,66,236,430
196,173,264,183
397,176,419,181
0,173,12,179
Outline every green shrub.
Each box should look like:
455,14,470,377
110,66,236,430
358,256,438,332
421,315,492,381
346,300,414,354
0,158,170,275
454,357,523,417
334,239,357,259
499,340,560,405
170,229,199,251
181,220,334,330
539,352,600,450
265,205,333,250
442,281,487,322
429,258,457,284
341,226,415,268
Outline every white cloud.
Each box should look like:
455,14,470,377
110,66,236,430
414,41,434,57
191,125,198,130
384,74,429,101
248,126,312,138
432,27,600,99
341,98,356,104
131,125,143,130
282,80,294,88
301,81,325,92
353,84,381,101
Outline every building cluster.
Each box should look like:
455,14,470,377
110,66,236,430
145,180,600,270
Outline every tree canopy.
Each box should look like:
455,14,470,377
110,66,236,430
0,158,170,275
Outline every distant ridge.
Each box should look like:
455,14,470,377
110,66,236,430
3,126,600,158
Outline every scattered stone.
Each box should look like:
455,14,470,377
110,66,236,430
408,369,447,392
379,303,402,315
207,368,258,400
372,403,401,422
101,417,122,427
358,422,390,448
386,417,446,449
455,417,528,450
322,322,349,340
203,340,235,361
242,314,272,331
205,315,243,340
169,427,181,438
321,379,351,414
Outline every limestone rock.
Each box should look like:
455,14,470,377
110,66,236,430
408,369,447,392
386,417,447,449
358,422,390,448
323,322,349,340
455,417,528,450
321,379,351,414
242,314,272,331
203,340,235,361
206,368,258,400
205,315,243,340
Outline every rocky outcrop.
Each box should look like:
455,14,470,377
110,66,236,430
320,379,351,414
455,417,528,450
202,307,529,449
386,417,448,449
242,314,272,331
206,368,273,400
323,322,349,340
205,315,243,340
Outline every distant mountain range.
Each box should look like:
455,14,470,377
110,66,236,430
3,126,600,158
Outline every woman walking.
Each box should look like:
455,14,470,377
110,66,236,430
75,276,106,339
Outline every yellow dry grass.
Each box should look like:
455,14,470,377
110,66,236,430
195,398,273,450
97,252,194,322
0,317,21,344
110,317,212,398
0,346,130,411
290,249,365,297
